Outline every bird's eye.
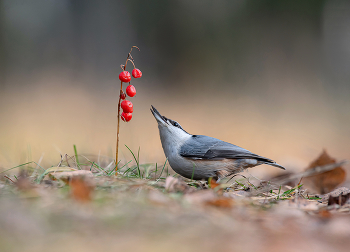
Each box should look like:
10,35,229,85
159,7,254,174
174,122,179,127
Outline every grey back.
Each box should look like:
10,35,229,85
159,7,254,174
180,135,273,162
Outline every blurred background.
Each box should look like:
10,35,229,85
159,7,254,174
1,0,350,178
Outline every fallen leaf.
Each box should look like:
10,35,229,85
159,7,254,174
46,167,77,174
205,197,235,208
69,177,94,202
303,150,346,194
209,178,220,189
43,167,77,181
321,187,350,203
49,170,93,184
328,193,350,206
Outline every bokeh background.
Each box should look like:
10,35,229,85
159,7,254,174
1,0,350,177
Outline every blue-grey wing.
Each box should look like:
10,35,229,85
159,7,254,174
180,135,273,162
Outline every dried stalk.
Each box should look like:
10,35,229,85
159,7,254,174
115,46,140,173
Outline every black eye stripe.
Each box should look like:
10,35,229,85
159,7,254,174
168,119,179,127
165,118,190,134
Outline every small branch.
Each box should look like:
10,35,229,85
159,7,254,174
127,59,136,68
273,160,347,185
251,160,348,195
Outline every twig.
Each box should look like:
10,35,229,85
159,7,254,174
251,160,348,195
272,160,347,185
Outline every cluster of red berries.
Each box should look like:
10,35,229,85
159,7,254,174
119,68,142,122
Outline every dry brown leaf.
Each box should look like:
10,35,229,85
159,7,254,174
69,177,94,202
303,150,346,194
205,197,235,208
209,178,220,189
328,193,350,206
321,187,350,203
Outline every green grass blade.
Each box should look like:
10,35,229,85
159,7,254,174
125,145,141,178
156,158,168,182
281,184,303,198
137,147,141,177
235,180,246,190
191,163,195,181
35,168,52,183
73,144,81,169
111,160,132,176
277,185,282,200
154,163,158,180
88,161,108,174
114,160,121,173
108,160,121,176
0,161,44,174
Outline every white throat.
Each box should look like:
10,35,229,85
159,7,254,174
158,124,191,158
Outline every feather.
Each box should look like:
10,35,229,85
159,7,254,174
180,135,274,163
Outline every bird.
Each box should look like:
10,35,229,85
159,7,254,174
150,105,285,181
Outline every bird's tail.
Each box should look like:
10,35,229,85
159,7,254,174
266,162,286,170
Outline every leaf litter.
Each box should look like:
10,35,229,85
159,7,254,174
0,149,349,252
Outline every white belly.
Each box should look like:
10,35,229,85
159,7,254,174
167,153,260,180
167,153,232,179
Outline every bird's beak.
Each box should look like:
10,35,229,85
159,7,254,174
150,105,168,125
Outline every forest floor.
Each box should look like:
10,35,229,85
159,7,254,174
1,152,350,252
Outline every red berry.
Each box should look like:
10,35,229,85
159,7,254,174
120,93,126,100
121,112,132,122
126,85,136,97
121,100,133,113
132,68,142,78
119,71,131,82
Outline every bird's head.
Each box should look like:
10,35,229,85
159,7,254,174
150,105,191,140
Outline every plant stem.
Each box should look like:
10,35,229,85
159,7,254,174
115,46,140,173
116,81,123,172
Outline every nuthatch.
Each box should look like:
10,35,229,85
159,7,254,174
151,106,285,181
